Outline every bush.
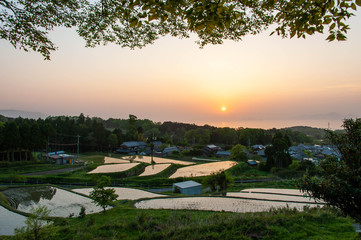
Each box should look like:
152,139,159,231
79,206,86,218
227,162,251,176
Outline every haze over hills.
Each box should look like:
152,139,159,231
0,109,356,130
0,110,48,119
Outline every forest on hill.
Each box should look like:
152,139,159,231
0,113,327,157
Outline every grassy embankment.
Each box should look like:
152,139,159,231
0,201,357,240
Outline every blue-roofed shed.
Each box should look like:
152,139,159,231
173,180,202,195
116,141,147,154
247,160,258,166
216,150,231,158
163,146,180,156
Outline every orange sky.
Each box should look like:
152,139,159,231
0,13,360,129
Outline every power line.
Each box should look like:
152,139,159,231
48,142,77,146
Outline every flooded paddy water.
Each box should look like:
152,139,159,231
1,186,106,217
104,157,130,164
88,163,139,174
227,188,324,204
135,196,322,213
0,205,27,236
139,164,171,176
240,188,306,196
121,156,195,165
169,161,237,178
73,187,166,200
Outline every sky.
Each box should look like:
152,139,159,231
1,12,361,130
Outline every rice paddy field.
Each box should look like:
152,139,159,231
0,205,27,236
169,161,238,178
139,164,171,176
134,196,323,213
121,156,195,165
103,157,130,164
227,188,324,204
72,187,166,200
240,188,306,195
87,163,140,174
2,186,106,218
88,156,238,178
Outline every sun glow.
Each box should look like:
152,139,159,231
221,107,227,112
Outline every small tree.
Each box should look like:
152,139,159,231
230,144,248,162
15,206,55,240
298,119,361,224
90,176,118,212
265,132,292,170
203,171,234,195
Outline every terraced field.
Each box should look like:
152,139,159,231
169,161,237,178
73,187,166,200
87,163,139,174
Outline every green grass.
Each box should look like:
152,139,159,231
79,153,108,165
229,179,299,192
37,204,358,240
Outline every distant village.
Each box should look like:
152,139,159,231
112,141,340,166
46,139,340,166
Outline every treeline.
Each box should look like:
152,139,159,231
0,113,322,158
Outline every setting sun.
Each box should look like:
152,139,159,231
221,107,227,112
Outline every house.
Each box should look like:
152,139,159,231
203,144,221,156
173,180,202,195
49,153,75,165
254,148,266,158
252,145,265,150
216,150,231,158
163,146,180,156
152,141,163,151
47,151,65,156
116,141,147,154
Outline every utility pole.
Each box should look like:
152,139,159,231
77,135,80,160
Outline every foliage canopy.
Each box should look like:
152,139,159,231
90,175,118,212
1,0,360,59
230,144,248,162
265,132,292,170
299,118,361,224
15,205,55,240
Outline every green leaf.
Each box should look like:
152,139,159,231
290,30,296,38
326,33,336,41
351,3,357,10
323,16,332,24
356,0,361,7
195,23,206,30
130,19,138,27
336,32,347,41
148,14,158,21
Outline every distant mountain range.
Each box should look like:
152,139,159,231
0,109,48,119
293,112,357,120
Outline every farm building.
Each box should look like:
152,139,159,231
216,150,231,158
48,152,75,165
247,160,259,166
163,146,180,156
116,141,147,154
203,144,221,156
173,180,202,195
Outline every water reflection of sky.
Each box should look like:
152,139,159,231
0,205,27,236
2,186,106,217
